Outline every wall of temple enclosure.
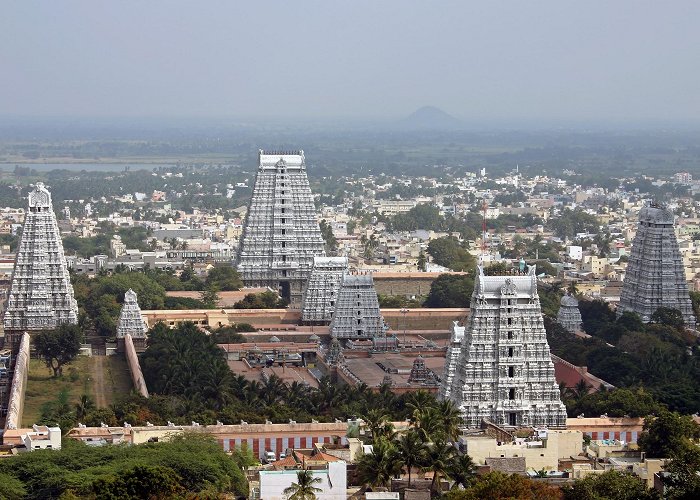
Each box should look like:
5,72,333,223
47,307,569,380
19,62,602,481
124,334,149,398
5,333,30,430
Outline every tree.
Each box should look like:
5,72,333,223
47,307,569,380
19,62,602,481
200,286,220,309
423,274,474,308
396,430,428,486
92,465,184,500
427,236,476,272
417,249,427,271
446,471,562,500
638,410,700,458
34,324,83,377
563,470,660,500
448,454,477,490
664,443,700,499
234,290,287,309
319,219,338,254
423,439,457,494
205,266,243,291
283,469,323,500
650,307,685,330
357,438,402,488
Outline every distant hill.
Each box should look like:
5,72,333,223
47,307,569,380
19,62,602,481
400,106,462,129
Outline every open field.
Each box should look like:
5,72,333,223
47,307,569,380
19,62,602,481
22,354,133,427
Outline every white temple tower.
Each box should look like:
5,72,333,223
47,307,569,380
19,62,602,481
116,289,148,352
329,271,387,340
618,203,696,327
3,183,78,349
301,256,348,324
557,294,583,334
441,266,567,429
236,150,326,308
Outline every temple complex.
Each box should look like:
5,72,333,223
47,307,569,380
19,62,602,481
441,266,567,429
235,150,326,308
116,289,149,352
557,294,583,334
3,183,78,349
301,257,348,324
618,203,696,327
329,271,387,340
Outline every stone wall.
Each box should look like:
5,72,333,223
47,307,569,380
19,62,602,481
124,334,149,398
5,332,30,430
382,308,467,331
374,272,468,297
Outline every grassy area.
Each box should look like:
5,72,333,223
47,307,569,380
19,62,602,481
22,355,134,427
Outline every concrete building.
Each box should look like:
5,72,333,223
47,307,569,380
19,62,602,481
236,150,326,308
3,183,78,349
618,203,696,327
441,266,567,428
258,460,347,500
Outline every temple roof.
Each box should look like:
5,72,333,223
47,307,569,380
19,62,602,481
560,294,579,307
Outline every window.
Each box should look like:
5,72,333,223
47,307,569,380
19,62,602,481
508,366,514,377
330,301,334,306
507,331,513,339
281,218,286,224
281,229,286,235
508,347,513,357
281,241,286,248
509,388,515,400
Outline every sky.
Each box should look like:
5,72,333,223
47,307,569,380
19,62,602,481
2,1,700,123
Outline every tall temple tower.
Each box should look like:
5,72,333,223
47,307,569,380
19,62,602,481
301,256,348,324
618,203,696,327
329,271,387,339
236,150,326,308
116,289,148,352
441,266,567,429
3,183,78,349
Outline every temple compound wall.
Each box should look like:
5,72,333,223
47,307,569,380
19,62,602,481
4,333,30,430
124,334,149,398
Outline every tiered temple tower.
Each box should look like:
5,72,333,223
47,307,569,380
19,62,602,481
236,150,326,308
329,271,387,339
441,266,567,429
301,256,348,324
116,289,148,352
439,320,466,400
618,203,696,327
557,295,583,334
3,183,78,349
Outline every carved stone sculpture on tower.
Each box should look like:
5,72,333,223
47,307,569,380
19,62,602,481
441,266,567,429
329,271,387,339
557,294,583,334
3,183,78,349
301,256,348,324
236,150,326,309
116,289,148,352
618,202,696,327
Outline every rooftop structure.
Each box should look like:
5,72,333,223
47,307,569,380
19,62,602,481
3,183,78,348
618,203,696,327
441,266,567,428
557,294,583,334
236,150,326,308
301,256,348,324
329,271,387,340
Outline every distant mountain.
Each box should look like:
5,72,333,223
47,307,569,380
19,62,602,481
400,106,462,129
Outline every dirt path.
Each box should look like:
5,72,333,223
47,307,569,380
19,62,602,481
90,355,107,407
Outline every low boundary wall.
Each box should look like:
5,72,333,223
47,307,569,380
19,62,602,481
125,334,149,398
5,333,30,430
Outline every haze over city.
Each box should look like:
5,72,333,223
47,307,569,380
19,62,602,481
2,1,700,124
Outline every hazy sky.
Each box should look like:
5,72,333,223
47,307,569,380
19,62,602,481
2,1,700,123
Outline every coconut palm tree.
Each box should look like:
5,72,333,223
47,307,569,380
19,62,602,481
448,453,477,490
397,429,428,487
436,399,462,441
282,469,322,500
361,408,391,442
357,438,402,488
423,438,457,494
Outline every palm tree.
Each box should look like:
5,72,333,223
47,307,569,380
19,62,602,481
283,469,322,500
397,429,428,487
448,453,477,490
357,438,402,488
423,438,457,494
436,399,462,441
411,406,443,442
361,408,391,442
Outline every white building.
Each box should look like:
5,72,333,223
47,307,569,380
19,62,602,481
22,425,62,451
258,461,347,500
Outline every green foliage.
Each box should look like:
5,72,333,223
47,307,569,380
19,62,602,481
427,236,476,272
63,226,152,257
638,410,700,458
423,274,474,308
34,324,83,377
550,208,600,240
0,434,246,499
563,470,660,500
446,471,563,500
566,387,663,419
393,204,444,231
233,290,287,309
319,219,338,254
200,287,220,309
283,469,323,500
650,307,685,330
0,472,27,500
377,294,424,308
664,444,700,499
204,265,243,291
